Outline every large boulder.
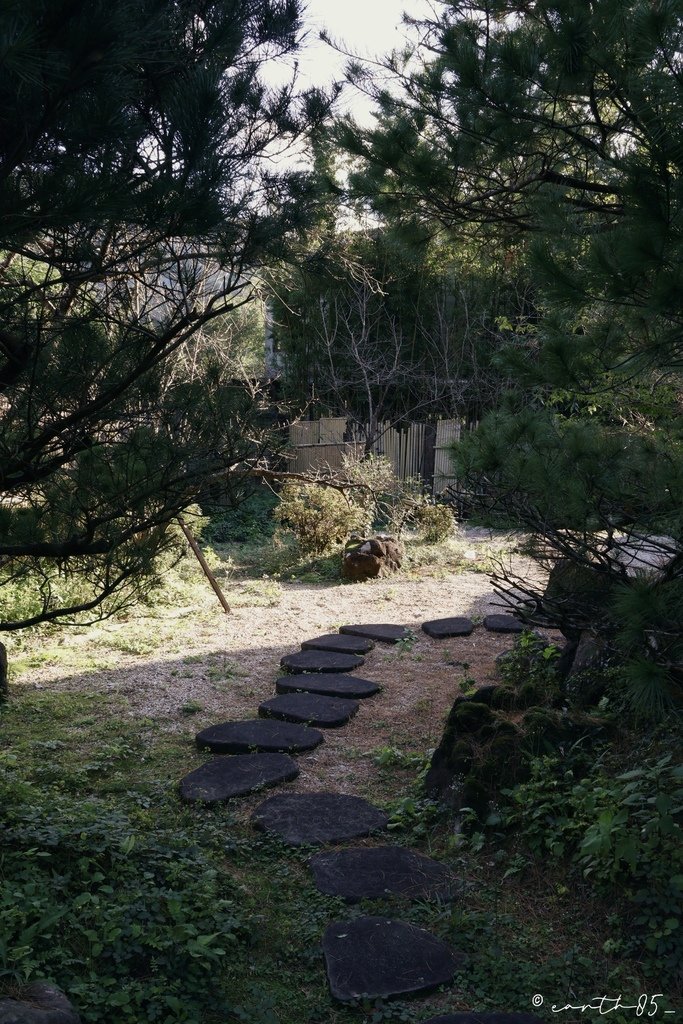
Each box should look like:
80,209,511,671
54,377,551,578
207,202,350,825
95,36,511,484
425,692,526,818
342,536,402,582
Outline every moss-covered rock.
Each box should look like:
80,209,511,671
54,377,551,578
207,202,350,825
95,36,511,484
426,681,612,823
460,776,489,820
450,700,494,733
489,686,516,711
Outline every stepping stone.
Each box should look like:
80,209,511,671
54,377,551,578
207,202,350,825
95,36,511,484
179,753,298,803
422,616,474,639
195,719,324,754
252,792,389,846
259,692,359,727
280,650,364,673
302,633,374,655
484,614,524,633
276,673,380,699
340,623,410,644
423,1016,543,1024
309,845,459,902
323,916,463,1001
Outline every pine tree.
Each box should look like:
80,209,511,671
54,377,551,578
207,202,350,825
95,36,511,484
0,0,323,630
340,0,683,709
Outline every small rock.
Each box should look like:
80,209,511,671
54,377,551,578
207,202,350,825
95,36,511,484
0,981,81,1023
342,536,403,582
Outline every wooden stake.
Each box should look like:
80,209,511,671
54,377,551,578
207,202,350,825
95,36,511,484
177,515,231,614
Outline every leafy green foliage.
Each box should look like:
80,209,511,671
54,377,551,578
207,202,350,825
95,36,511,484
497,630,562,707
413,503,455,543
341,454,427,536
0,0,321,631
501,752,683,978
274,482,364,556
0,772,247,1022
203,487,278,545
339,0,683,713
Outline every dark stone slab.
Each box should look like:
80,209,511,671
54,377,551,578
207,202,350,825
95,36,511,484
259,692,359,727
422,1015,543,1024
340,623,410,643
323,916,463,1001
252,792,389,846
0,982,81,1023
483,614,524,634
309,845,459,902
422,616,474,639
179,753,298,803
302,633,374,655
196,719,324,754
280,650,364,673
276,673,380,699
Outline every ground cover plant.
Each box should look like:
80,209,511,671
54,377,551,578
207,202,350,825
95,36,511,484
1,520,679,1022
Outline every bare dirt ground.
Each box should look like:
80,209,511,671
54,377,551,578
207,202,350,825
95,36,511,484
13,527,558,813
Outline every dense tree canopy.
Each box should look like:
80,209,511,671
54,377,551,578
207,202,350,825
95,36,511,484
0,0,323,630
339,0,683,707
269,225,533,442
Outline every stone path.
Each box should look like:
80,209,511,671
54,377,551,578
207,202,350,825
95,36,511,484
275,672,380,698
309,845,459,902
280,649,364,673
422,616,474,638
252,791,389,845
339,622,411,643
195,719,324,754
483,614,524,633
177,614,536,1012
423,1015,543,1024
302,633,374,654
323,916,464,1001
259,692,359,727
179,752,299,803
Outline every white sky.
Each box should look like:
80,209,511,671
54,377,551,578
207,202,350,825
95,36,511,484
267,0,436,123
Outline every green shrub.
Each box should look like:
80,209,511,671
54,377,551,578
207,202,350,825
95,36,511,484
340,453,426,535
274,482,363,556
202,488,277,544
0,771,248,1022
414,502,455,543
576,754,683,973
498,630,561,704
501,751,683,978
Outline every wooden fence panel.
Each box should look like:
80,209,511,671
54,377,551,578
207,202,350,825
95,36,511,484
290,442,364,476
289,417,347,446
318,417,347,444
288,416,478,493
433,418,479,493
